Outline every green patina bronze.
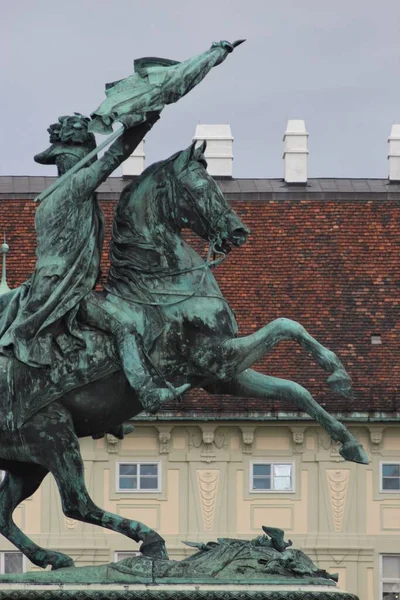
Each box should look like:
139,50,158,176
0,40,363,597
35,39,244,204
0,529,359,598
0,590,360,600
89,39,244,134
0,528,338,586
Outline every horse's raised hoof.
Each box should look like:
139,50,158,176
140,536,169,560
327,371,354,399
47,551,75,570
339,441,369,465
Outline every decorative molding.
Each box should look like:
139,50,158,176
199,425,216,463
156,426,172,454
326,469,350,532
329,441,344,462
380,504,400,531
369,426,383,453
197,470,220,531
116,504,160,530
250,504,294,532
319,434,344,463
201,425,215,446
188,426,226,463
188,428,203,456
290,426,305,454
64,517,78,530
240,426,255,454
0,589,359,600
329,554,346,565
106,434,119,454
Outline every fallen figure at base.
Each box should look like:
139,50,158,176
0,527,339,586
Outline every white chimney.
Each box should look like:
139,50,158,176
283,119,308,184
388,124,400,182
122,141,145,177
193,124,233,177
0,235,10,296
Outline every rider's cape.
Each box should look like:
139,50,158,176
0,320,119,431
0,167,105,369
0,287,163,431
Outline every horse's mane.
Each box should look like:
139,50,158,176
105,151,181,300
106,144,207,301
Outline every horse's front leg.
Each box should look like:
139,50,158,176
206,369,368,465
219,318,353,398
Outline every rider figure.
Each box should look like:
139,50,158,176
0,114,187,412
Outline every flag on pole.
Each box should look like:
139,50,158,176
35,40,244,202
89,40,244,135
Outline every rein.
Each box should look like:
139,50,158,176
106,159,236,395
109,241,228,308
109,166,232,308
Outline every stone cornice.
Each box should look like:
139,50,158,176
133,412,400,423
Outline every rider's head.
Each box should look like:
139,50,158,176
34,113,97,176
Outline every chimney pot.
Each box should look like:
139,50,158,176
193,124,233,177
0,234,10,296
122,141,145,177
388,124,400,182
283,119,308,184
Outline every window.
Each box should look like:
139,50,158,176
0,552,24,574
381,555,400,599
117,462,160,492
250,463,294,492
381,463,400,492
114,551,140,562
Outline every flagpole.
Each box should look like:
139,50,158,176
34,126,125,203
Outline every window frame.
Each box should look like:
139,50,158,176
249,461,295,494
116,461,161,493
0,551,25,574
380,461,400,494
380,553,400,599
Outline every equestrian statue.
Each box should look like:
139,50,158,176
0,40,368,572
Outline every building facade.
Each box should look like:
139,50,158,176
0,174,399,600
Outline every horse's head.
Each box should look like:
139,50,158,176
170,141,249,254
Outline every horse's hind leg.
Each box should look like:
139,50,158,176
219,318,353,397
206,369,368,464
26,403,167,559
0,464,74,569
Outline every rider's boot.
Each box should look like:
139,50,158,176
116,332,190,413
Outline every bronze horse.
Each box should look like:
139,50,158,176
0,141,368,570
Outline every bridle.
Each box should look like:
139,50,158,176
110,164,232,308
175,164,234,250
107,161,236,394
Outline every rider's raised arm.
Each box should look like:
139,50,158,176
72,115,159,200
168,41,234,99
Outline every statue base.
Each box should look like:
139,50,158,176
0,583,359,600
0,530,359,599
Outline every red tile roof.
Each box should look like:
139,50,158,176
1,179,399,417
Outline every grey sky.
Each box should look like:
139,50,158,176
1,0,400,178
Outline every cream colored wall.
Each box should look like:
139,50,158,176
1,421,399,599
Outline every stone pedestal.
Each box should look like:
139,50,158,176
0,583,359,600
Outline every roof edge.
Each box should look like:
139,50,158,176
132,411,400,423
